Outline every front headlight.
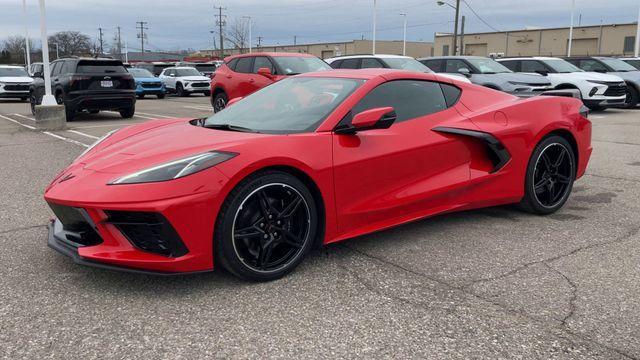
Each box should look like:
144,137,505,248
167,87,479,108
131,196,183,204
76,129,119,160
109,151,237,185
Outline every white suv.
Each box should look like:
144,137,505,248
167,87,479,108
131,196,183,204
496,57,626,110
0,65,33,102
325,54,471,83
159,67,211,97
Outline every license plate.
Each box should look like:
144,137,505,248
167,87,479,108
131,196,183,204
101,80,113,88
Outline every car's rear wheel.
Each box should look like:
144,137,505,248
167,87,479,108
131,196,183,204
157,93,165,99
622,84,639,108
119,105,135,119
137,94,145,99
213,92,227,113
215,171,318,281
519,135,576,214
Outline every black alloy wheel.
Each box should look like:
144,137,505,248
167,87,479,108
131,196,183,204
520,135,576,214
622,85,639,108
215,171,318,281
213,92,227,113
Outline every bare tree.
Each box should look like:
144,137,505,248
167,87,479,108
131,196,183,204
2,35,33,63
48,31,92,57
225,18,250,53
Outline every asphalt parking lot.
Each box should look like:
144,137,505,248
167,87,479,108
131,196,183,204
1,96,640,359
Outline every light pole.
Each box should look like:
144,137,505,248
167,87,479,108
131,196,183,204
635,0,640,57
38,0,56,106
400,13,407,56
437,0,460,55
242,16,252,53
568,0,575,57
372,0,377,54
54,43,59,59
22,0,31,69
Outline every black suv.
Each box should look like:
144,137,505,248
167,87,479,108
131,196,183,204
29,58,136,121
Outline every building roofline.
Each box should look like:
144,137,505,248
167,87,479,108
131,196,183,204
435,22,638,38
199,39,433,52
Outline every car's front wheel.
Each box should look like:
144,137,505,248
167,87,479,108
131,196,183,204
176,83,187,97
519,135,576,214
215,171,319,281
622,84,639,108
213,92,227,113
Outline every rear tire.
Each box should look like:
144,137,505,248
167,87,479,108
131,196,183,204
137,94,145,99
213,92,227,113
157,93,165,99
622,84,639,108
214,171,319,281
119,105,135,119
519,135,576,215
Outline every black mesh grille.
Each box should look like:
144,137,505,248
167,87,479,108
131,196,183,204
141,82,162,88
4,84,29,91
190,82,209,88
604,84,627,97
48,203,103,246
105,211,188,257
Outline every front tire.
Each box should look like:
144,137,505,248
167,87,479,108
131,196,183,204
213,92,227,113
214,171,319,281
622,84,639,108
176,83,187,97
157,93,165,99
519,135,576,214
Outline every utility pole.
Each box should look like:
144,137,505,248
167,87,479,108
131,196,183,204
98,27,104,55
372,0,377,54
214,5,227,57
635,1,640,57
136,21,148,60
22,0,31,69
400,13,407,56
257,36,263,48
294,35,297,46
460,15,465,55
116,26,122,59
568,0,575,57
452,0,461,55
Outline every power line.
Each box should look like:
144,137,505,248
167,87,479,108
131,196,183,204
214,5,227,56
136,21,148,58
461,0,526,38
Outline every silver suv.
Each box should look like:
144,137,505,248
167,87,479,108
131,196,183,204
419,56,553,95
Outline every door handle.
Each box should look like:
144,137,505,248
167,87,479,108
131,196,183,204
226,75,232,79
249,79,255,83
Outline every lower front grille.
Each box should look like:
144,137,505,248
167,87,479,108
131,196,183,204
190,82,209,88
4,84,29,91
105,211,188,257
604,85,627,97
141,82,162,88
48,203,103,246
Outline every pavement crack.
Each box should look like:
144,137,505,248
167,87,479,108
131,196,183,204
0,224,46,235
543,263,578,327
585,173,640,184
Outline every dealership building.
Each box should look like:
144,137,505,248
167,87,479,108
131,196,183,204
434,22,638,57
198,39,434,59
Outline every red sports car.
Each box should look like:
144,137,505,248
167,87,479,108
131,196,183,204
210,52,332,112
45,69,592,281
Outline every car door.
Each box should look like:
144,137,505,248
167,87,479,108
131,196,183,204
332,79,472,236
230,56,256,98
249,56,276,93
165,69,178,90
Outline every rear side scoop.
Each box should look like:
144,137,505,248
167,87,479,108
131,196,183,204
432,126,511,174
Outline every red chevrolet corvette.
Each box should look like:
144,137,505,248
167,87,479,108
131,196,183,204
45,69,592,281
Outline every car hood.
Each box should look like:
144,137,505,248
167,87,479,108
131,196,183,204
557,71,625,82
493,72,551,84
179,76,210,81
608,71,640,82
135,77,162,82
81,119,268,174
0,76,33,83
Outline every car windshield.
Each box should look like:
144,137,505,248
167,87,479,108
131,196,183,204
599,58,638,72
0,67,29,77
543,59,583,73
204,77,364,133
175,68,202,77
128,68,154,78
466,58,512,74
195,64,216,72
383,58,432,72
624,59,640,70
76,61,127,73
272,56,331,75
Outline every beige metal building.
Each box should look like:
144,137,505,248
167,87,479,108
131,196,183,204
198,40,433,59
434,22,638,57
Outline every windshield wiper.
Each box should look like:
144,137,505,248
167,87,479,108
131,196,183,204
204,123,260,133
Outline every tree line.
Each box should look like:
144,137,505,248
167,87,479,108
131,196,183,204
0,31,100,65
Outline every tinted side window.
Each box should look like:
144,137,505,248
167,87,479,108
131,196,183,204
521,60,547,72
50,61,62,76
440,84,462,107
361,58,384,68
499,60,519,71
235,57,253,73
422,59,443,72
445,59,470,73
61,61,75,74
227,58,239,71
329,60,342,69
252,56,274,73
579,59,607,72
339,58,361,69
353,80,448,123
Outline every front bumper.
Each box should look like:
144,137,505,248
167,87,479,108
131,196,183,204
0,91,29,98
184,82,210,93
583,97,626,108
135,84,166,95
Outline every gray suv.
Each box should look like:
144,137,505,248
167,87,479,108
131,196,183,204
563,57,640,108
419,56,552,95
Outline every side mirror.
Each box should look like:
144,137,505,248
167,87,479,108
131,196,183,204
458,68,471,77
535,70,549,76
33,71,43,78
257,67,274,79
227,97,243,107
335,107,396,135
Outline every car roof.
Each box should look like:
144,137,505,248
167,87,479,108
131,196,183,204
496,57,563,61
297,68,457,82
225,52,315,61
325,54,412,62
418,56,488,60
0,65,26,69
165,66,200,70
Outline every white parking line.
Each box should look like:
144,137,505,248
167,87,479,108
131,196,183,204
13,114,36,122
0,114,89,147
135,111,175,119
67,129,99,140
183,106,213,111
104,110,156,120
0,114,36,130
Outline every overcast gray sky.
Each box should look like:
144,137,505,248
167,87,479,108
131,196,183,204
1,0,638,52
